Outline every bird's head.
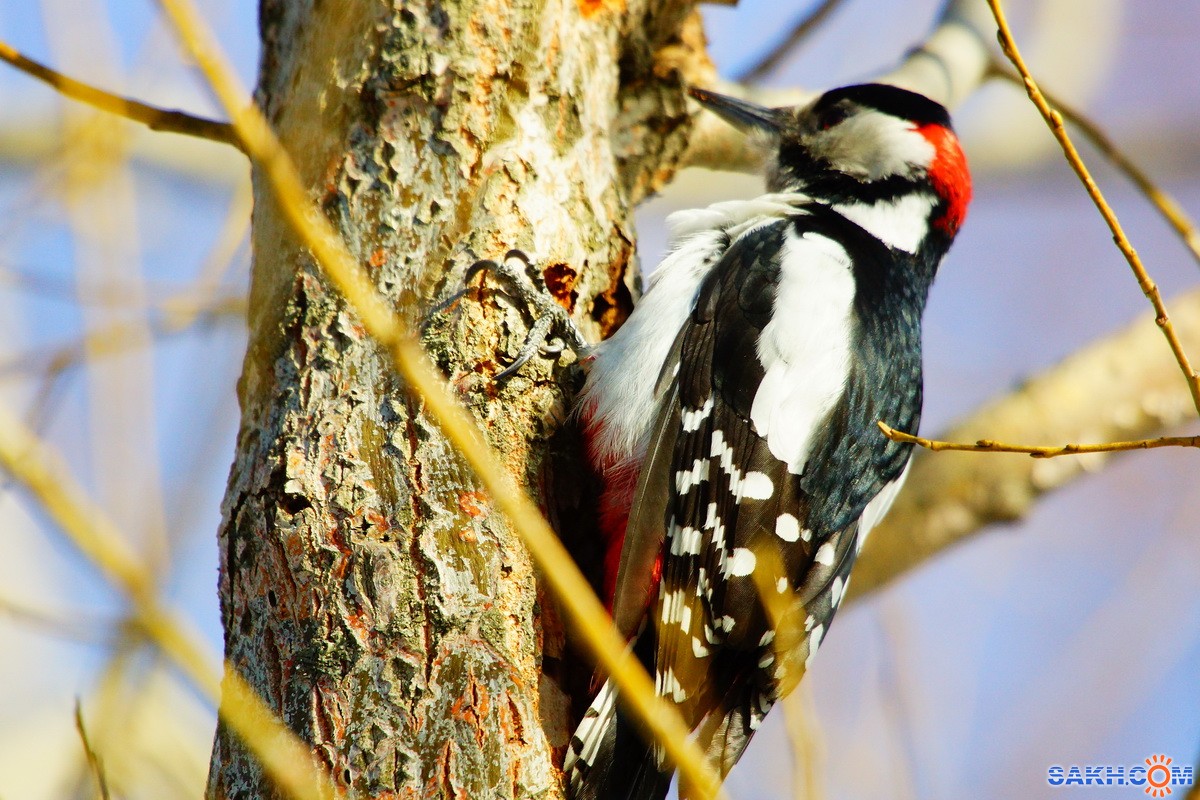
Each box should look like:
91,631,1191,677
689,83,971,237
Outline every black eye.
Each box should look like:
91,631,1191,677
819,105,849,130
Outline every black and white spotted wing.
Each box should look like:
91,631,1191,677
632,208,923,781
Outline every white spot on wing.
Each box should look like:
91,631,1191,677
739,471,774,501
814,542,836,567
657,667,688,702
805,624,825,668
660,589,684,624
675,458,710,494
830,576,845,607
724,547,757,577
670,525,703,556
775,513,801,542
681,396,714,432
566,679,617,781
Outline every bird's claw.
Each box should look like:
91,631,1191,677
469,249,591,381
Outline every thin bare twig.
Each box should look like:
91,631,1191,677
0,297,245,378
74,700,113,800
987,0,1200,417
0,39,242,152
735,0,848,83
154,0,725,796
878,421,1200,459
989,62,1200,271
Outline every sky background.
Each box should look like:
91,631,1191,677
0,1,1197,798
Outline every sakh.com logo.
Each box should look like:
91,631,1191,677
1047,754,1194,796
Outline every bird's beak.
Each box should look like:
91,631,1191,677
688,86,785,134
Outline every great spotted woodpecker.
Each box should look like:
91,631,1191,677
563,83,971,799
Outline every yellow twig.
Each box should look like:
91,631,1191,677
153,0,724,796
747,545,826,800
74,700,113,800
878,421,1200,459
987,0,1200,417
0,39,242,151
989,63,1200,270
0,403,340,800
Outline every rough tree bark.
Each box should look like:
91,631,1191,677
207,1,712,797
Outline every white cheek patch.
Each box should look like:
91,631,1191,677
812,111,935,182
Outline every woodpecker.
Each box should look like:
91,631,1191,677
563,83,971,800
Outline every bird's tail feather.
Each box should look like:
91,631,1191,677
564,676,674,800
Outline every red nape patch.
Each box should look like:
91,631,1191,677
917,123,972,235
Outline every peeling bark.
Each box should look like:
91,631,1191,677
207,1,711,797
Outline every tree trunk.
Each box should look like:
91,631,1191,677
206,1,711,797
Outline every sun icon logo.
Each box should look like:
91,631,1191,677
1144,754,1174,797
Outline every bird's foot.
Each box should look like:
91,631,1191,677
467,249,592,380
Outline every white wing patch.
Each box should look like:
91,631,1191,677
751,229,856,474
580,193,810,468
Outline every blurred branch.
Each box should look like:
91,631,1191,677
989,62,1200,270
0,402,341,800
0,296,245,378
851,288,1200,600
988,0,1200,417
74,701,113,800
0,38,242,152
734,0,848,83
155,0,726,796
879,422,1200,458
0,592,113,643
684,0,994,172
